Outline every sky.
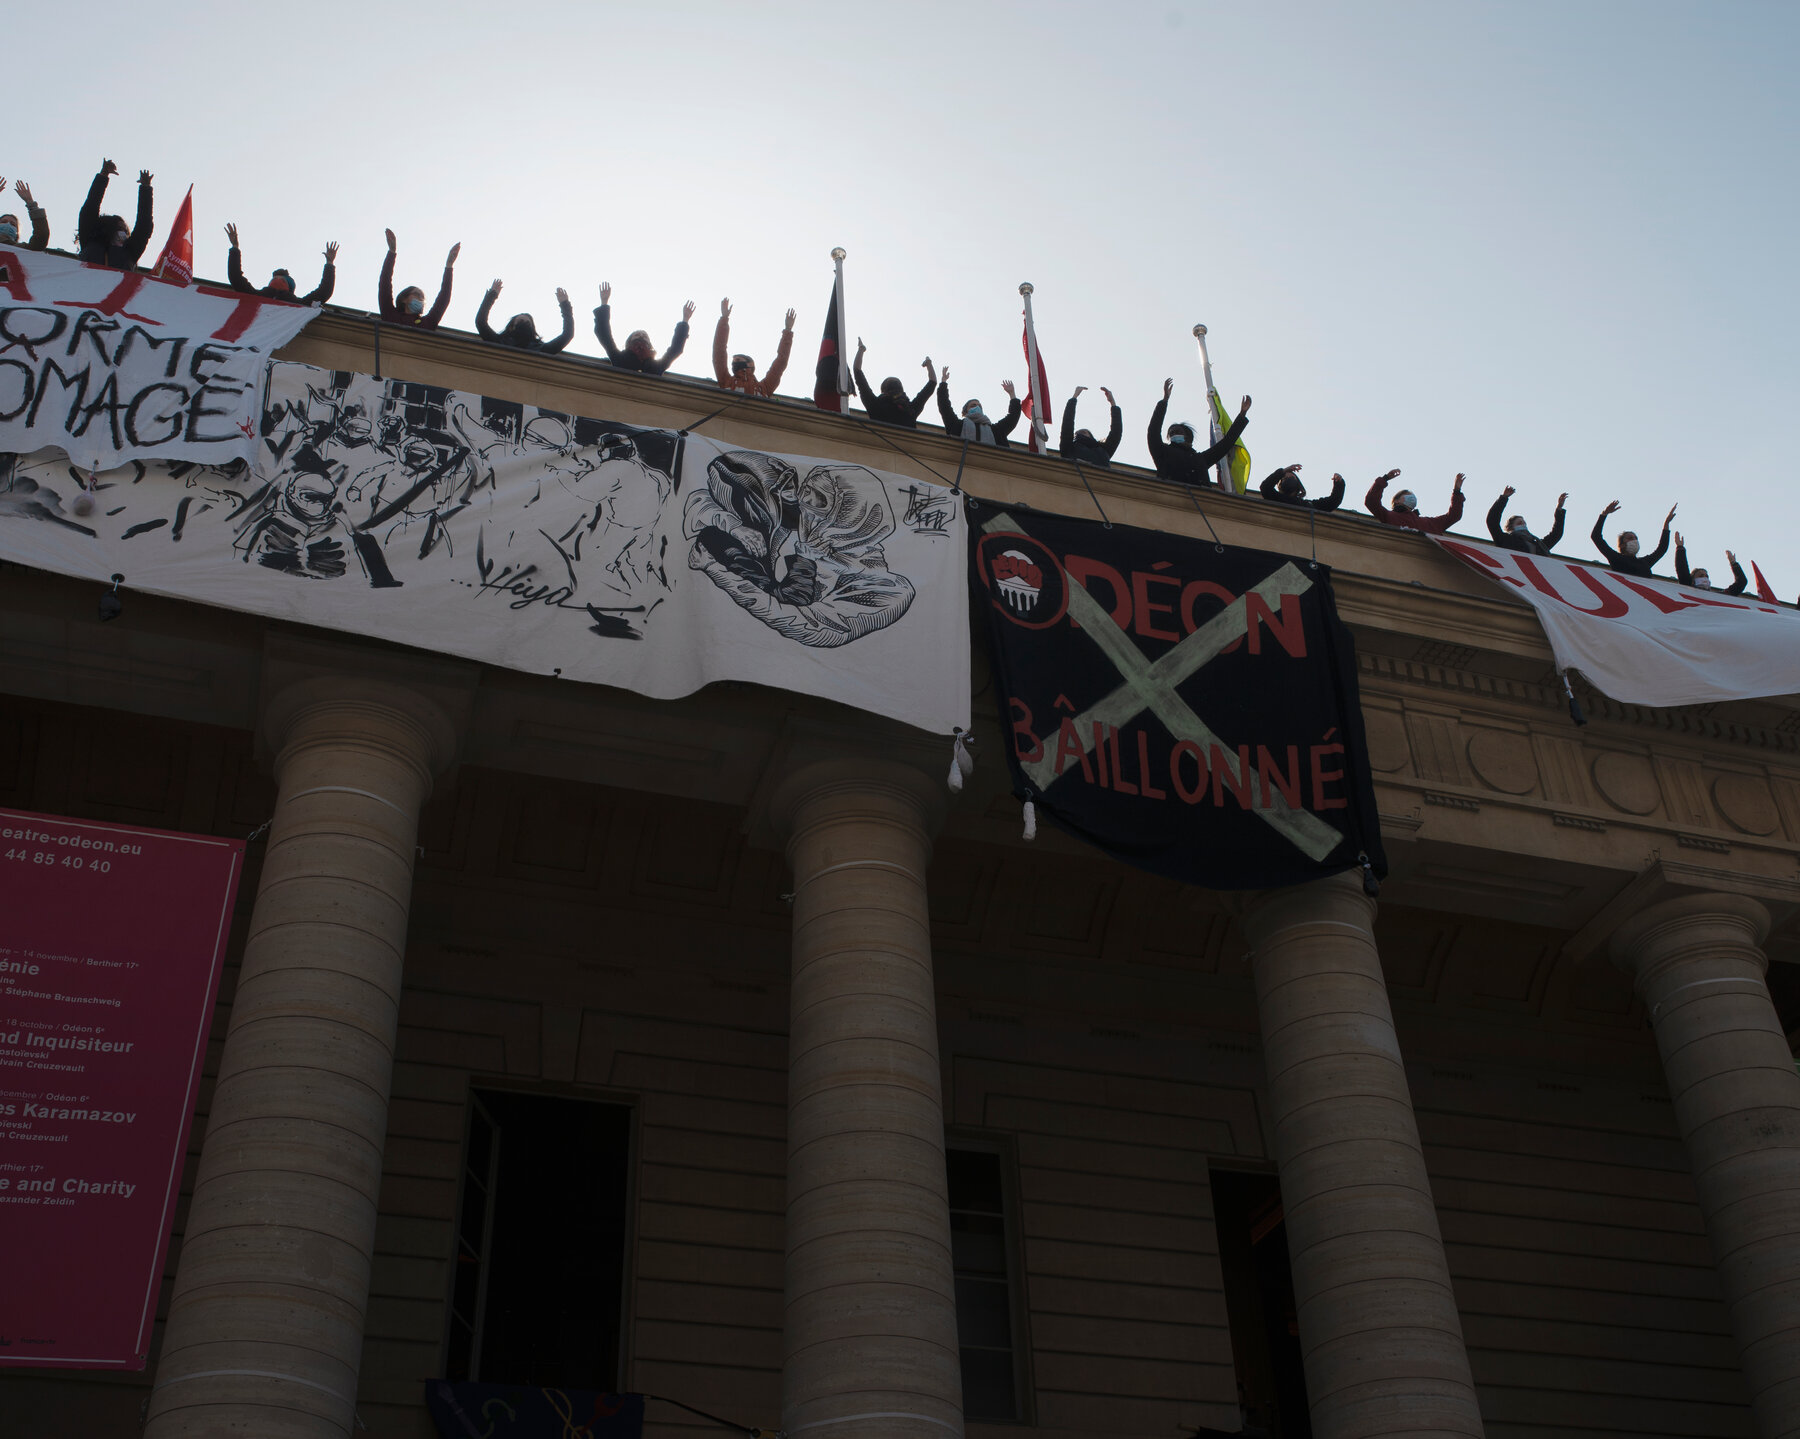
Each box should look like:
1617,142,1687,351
8,1,1795,588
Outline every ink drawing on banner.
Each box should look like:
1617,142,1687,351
0,361,971,736
971,506,1385,890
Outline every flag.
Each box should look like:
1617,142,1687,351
1208,389,1252,495
152,186,195,286
1753,560,1779,603
813,270,848,412
1020,313,1052,454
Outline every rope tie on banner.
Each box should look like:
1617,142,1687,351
1358,850,1380,898
946,727,975,793
1020,793,1038,841
1179,480,1225,550
642,1392,783,1438
950,434,972,494
1069,455,1110,528
1308,504,1319,568
845,413,958,491
677,398,740,437
1559,669,1588,726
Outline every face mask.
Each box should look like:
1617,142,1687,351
1507,519,1527,534
1621,537,1639,556
1169,432,1191,447
966,407,986,422
1693,572,1712,589
1395,491,1417,511
0,223,16,244
405,297,424,316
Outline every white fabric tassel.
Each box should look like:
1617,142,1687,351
946,728,974,793
1021,798,1037,842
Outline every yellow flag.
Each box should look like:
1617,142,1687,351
1209,390,1252,495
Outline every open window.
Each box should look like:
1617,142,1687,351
444,1088,634,1389
1209,1168,1311,1437
946,1140,1030,1422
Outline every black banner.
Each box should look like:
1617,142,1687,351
970,503,1386,890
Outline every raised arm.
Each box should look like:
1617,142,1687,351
300,243,338,305
712,301,732,385
853,348,879,411
1486,490,1509,543
992,386,1022,439
426,243,459,328
18,183,48,250
1100,393,1122,458
1315,472,1346,511
593,287,622,361
476,282,501,340
1258,468,1285,500
1643,507,1675,566
1366,473,1394,520
1193,398,1251,471
1674,538,1693,586
78,163,111,249
543,289,575,352
763,312,795,392
1542,495,1566,552
1726,551,1748,595
654,300,695,374
1059,394,1078,454
937,379,959,431
378,233,399,320
225,228,254,295
908,360,936,417
1591,503,1622,565
125,169,155,264
1440,475,1466,528
1146,387,1171,469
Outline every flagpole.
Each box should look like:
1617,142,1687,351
1194,323,1227,491
1021,282,1048,453
832,248,850,398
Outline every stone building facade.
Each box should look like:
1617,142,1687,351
5,313,1800,1439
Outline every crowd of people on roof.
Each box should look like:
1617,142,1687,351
0,162,1765,597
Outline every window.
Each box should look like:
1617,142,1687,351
947,1143,1027,1421
1210,1168,1310,1438
444,1089,634,1390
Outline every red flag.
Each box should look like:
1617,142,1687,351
1020,315,1052,454
153,186,195,286
813,269,845,412
1752,560,1778,603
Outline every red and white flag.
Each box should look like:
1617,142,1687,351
1753,560,1780,604
1438,536,1800,707
152,186,195,286
1020,306,1052,454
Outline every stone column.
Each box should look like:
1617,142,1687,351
772,755,962,1439
1613,893,1800,1436
1241,872,1486,1439
146,677,455,1439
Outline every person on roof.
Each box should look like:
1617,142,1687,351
226,225,338,303
0,179,49,250
1146,379,1250,489
937,369,1022,447
712,298,794,398
379,229,459,329
1367,470,1463,534
853,341,936,428
595,282,693,374
1674,534,1746,593
1592,500,1675,577
477,279,575,352
77,159,154,269
1060,387,1122,467
1485,486,1566,555
1260,464,1344,511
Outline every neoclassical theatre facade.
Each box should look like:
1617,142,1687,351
5,313,1800,1439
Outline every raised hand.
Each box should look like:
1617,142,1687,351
1727,549,1738,563
1238,394,1252,416
721,297,732,318
1453,472,1466,489
1675,532,1685,548
599,281,611,304
1285,463,1303,473
102,159,119,177
490,278,504,294
1556,492,1568,507
385,227,397,251
1602,500,1621,515
682,300,696,321
446,242,461,264
1000,379,1017,398
224,222,240,248
1073,385,1086,397
324,242,340,263
556,287,569,303
1100,386,1115,404
784,308,796,328
855,337,867,359
1501,484,1516,498
1665,504,1678,522
940,365,950,383
1163,377,1174,399
12,180,29,206
138,169,153,185
1381,469,1402,481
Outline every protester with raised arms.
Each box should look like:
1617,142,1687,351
853,341,936,428
1486,485,1566,554
1260,464,1344,511
596,282,693,374
1060,386,1122,467
226,225,338,304
1592,500,1675,577
0,180,49,250
1674,534,1746,593
1367,470,1463,534
713,298,795,398
380,229,460,330
1146,378,1250,489
937,369,1022,447
77,159,154,270
478,278,575,352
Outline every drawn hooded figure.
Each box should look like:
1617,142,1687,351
1485,487,1566,555
76,160,154,270
683,450,916,647
936,370,1022,447
477,280,575,352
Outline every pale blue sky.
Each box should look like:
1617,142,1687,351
9,1,1795,588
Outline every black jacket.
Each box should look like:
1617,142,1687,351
1259,468,1343,512
1591,515,1670,577
1486,494,1564,555
595,304,687,373
854,363,933,427
480,287,575,353
77,167,153,269
5,195,49,251
937,383,1021,447
1146,396,1247,487
228,247,335,305
1675,544,1747,594
1059,396,1121,466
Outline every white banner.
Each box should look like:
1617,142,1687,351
0,362,970,735
0,245,318,472
1437,536,1800,707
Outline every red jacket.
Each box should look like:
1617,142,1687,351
1367,475,1464,534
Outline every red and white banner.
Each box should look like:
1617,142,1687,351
0,810,243,1369
1438,536,1800,707
0,244,319,472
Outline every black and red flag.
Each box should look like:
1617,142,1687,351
970,504,1386,890
813,263,849,412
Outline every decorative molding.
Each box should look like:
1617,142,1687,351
1677,834,1732,854
1423,791,1481,812
1553,813,1607,832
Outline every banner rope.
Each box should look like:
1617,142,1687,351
1068,455,1111,528
1176,478,1223,551
641,1392,782,1438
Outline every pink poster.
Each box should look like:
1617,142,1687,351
0,809,243,1370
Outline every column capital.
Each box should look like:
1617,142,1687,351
1610,891,1772,978
747,716,951,850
